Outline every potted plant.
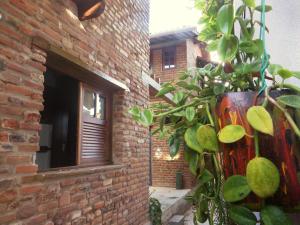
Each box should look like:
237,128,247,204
130,0,300,224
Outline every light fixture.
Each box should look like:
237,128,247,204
73,0,106,21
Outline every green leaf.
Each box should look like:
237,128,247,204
140,109,153,126
223,175,251,202
197,125,219,152
176,81,191,89
243,0,256,8
247,106,274,135
229,205,257,225
218,35,239,62
213,84,226,95
173,92,185,104
261,205,292,225
277,95,300,109
239,39,263,57
278,68,293,80
236,17,251,40
184,125,203,153
292,71,300,79
255,5,272,12
236,5,246,17
198,169,214,186
218,125,246,143
156,84,175,97
267,64,283,75
128,106,141,120
207,39,219,52
185,107,196,122
168,135,180,158
217,4,234,35
184,146,199,175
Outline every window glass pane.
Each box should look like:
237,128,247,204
83,89,95,117
96,95,105,120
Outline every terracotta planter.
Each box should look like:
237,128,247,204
215,91,300,210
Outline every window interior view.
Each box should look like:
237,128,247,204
37,68,78,170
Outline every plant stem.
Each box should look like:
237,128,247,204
265,87,300,137
254,130,260,157
206,102,215,127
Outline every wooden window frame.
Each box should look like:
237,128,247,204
77,82,112,166
162,46,176,70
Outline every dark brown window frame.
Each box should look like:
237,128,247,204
162,46,176,70
77,83,112,166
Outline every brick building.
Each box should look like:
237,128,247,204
0,0,150,224
149,27,210,188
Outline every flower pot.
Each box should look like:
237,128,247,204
215,90,300,210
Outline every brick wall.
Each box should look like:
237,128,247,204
150,41,187,83
149,39,208,189
0,0,150,224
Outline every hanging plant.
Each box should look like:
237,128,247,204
130,0,300,224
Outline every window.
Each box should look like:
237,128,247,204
36,67,112,171
163,47,176,69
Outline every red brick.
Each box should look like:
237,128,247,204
20,184,43,195
59,191,70,206
7,155,31,164
18,144,39,152
0,213,16,224
24,111,41,122
1,118,19,129
16,164,38,174
0,189,17,203
0,131,9,142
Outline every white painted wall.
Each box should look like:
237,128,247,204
265,0,300,84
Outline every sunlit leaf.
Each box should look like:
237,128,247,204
278,69,293,80
217,4,234,35
247,106,274,135
223,175,251,202
207,39,219,52
267,64,283,75
261,205,292,225
243,0,256,8
185,107,196,122
229,205,257,225
156,84,175,97
140,109,153,126
184,125,203,153
128,106,141,120
173,92,185,104
197,125,219,152
277,95,300,109
218,35,239,62
218,125,246,143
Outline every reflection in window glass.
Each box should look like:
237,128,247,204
96,95,105,120
83,89,95,117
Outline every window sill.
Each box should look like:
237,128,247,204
23,164,126,184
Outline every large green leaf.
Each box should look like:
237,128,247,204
261,205,292,225
239,39,263,57
156,84,175,97
243,0,256,8
278,68,293,80
168,135,181,158
129,106,141,120
173,92,185,104
229,205,257,225
185,107,196,122
196,125,219,152
207,39,219,52
218,125,246,143
140,109,153,126
217,4,234,35
218,35,239,62
223,175,251,202
184,125,203,153
198,169,214,186
185,148,199,175
292,71,300,79
277,95,300,109
246,106,274,136
267,64,283,75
